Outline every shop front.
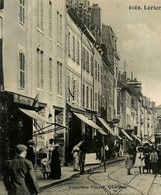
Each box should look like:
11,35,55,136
66,102,107,164
0,92,34,176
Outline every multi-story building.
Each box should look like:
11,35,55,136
117,71,156,149
155,105,161,144
0,0,67,172
66,1,108,163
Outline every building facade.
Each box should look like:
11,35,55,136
0,0,66,172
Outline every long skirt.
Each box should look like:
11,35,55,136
50,161,61,179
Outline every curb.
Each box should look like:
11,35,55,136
40,157,124,192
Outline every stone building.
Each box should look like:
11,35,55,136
0,0,67,173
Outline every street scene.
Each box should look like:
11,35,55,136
1,0,161,194
40,161,161,195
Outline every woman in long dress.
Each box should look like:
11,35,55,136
134,146,145,174
50,144,61,179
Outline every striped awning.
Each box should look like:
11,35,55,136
74,113,107,136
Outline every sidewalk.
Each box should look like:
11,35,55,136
0,156,124,194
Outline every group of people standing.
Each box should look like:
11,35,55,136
41,139,62,180
125,143,161,175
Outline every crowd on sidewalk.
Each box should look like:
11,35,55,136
125,143,161,175
1,136,127,195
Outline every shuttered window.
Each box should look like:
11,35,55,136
37,0,43,30
49,1,52,38
19,52,25,89
37,49,44,89
57,61,63,95
19,0,25,24
49,58,52,92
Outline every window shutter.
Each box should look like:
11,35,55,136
60,63,62,95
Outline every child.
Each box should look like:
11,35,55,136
150,148,158,174
134,146,145,174
41,158,51,179
125,150,133,175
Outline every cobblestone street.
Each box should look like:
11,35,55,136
40,161,161,195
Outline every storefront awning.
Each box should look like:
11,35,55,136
121,129,133,141
19,108,67,136
97,117,116,136
74,113,107,136
131,134,141,143
19,108,53,124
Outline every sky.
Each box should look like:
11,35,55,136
90,0,161,106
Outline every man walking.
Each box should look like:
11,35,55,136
3,144,39,195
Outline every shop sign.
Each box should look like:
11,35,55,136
14,94,34,106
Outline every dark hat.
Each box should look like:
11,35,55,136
15,144,27,154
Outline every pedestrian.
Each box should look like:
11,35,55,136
143,144,151,174
48,138,55,160
134,146,145,174
129,143,136,165
72,141,83,171
3,144,39,195
50,144,61,179
41,158,51,179
79,141,86,174
114,141,120,157
26,140,36,167
125,149,133,175
150,148,158,174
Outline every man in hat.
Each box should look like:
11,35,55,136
3,144,39,195
26,140,36,166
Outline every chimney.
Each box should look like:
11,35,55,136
91,4,102,33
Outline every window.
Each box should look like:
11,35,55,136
67,75,70,102
57,61,62,95
73,37,75,61
37,49,44,89
101,66,103,83
60,14,62,45
83,84,85,107
19,0,25,24
49,1,52,38
49,58,52,92
37,0,43,30
98,91,100,111
86,52,89,72
19,51,25,88
86,87,89,108
73,80,78,102
95,92,97,111
77,41,80,64
95,60,97,79
90,88,93,109
0,17,3,38
82,47,85,69
0,0,4,10
68,32,70,57
57,12,62,45
91,56,94,76
98,64,100,81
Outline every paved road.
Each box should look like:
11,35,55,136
40,161,161,195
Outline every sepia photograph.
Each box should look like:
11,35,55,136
0,0,161,194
